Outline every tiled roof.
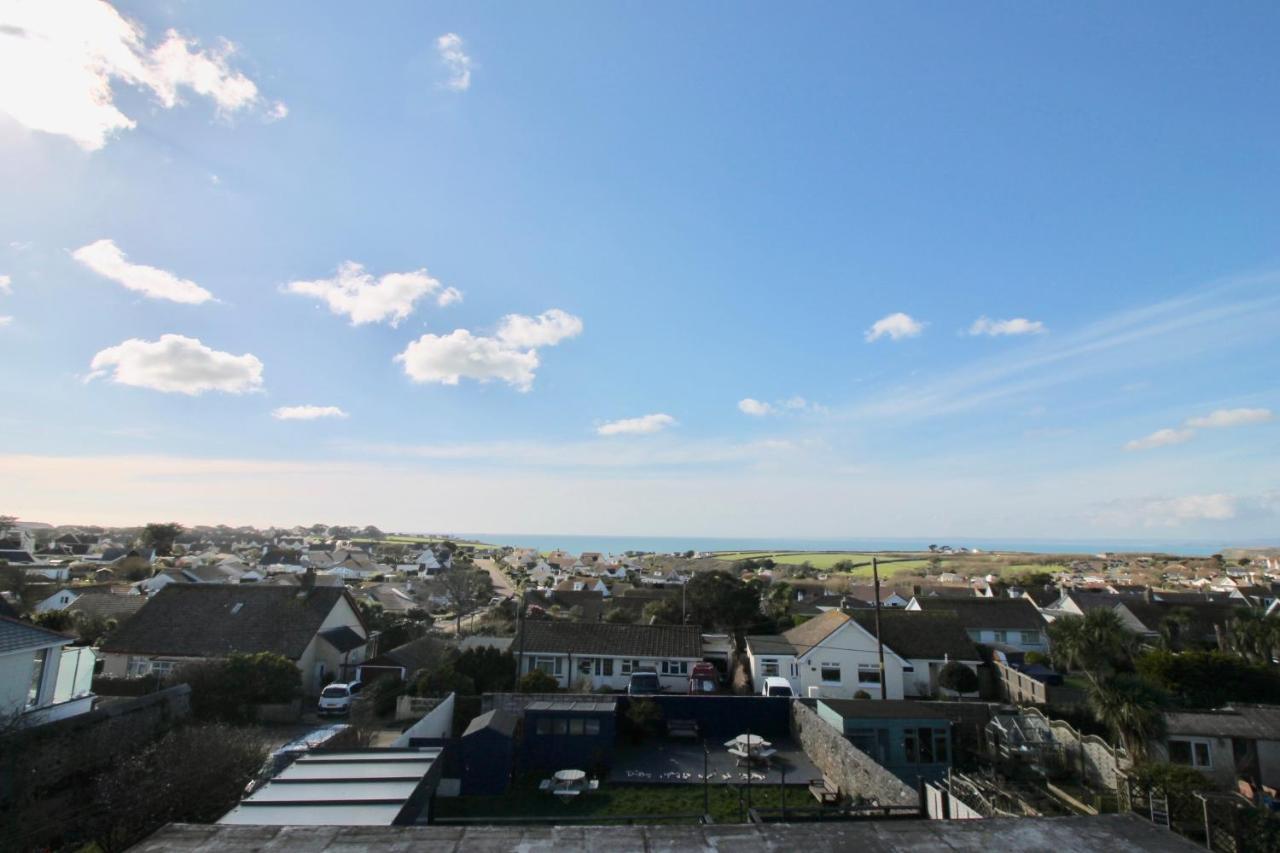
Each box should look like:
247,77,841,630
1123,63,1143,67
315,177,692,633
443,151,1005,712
463,709,519,738
0,616,71,654
782,609,850,652
516,621,701,658
101,584,360,660
746,635,797,656
1165,705,1280,740
847,610,981,662
65,591,149,623
911,596,1048,630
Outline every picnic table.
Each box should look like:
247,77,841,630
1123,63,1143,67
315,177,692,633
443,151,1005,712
542,769,597,799
725,735,775,767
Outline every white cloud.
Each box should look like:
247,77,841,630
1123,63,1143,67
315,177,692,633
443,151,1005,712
1186,408,1273,429
87,334,263,395
0,0,282,151
1111,493,1241,527
969,316,1046,336
495,309,584,348
865,312,924,342
436,32,472,91
1124,428,1195,451
436,286,463,307
265,100,288,122
284,261,456,327
0,316,11,327
738,398,774,416
272,405,348,421
0,274,10,294
72,238,213,304
395,309,583,392
597,414,677,436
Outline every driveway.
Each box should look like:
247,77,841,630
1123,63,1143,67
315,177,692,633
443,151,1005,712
476,557,516,599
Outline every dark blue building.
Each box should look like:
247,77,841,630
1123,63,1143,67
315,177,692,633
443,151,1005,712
459,709,518,795
522,700,617,773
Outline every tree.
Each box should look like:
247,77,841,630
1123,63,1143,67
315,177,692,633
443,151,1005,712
603,607,633,624
762,582,793,621
683,571,761,630
1229,609,1280,664
138,523,183,557
414,662,476,697
178,652,302,723
1047,609,1137,686
938,661,979,697
454,647,516,694
1137,649,1280,708
432,567,494,633
361,525,386,540
1157,607,1197,653
1087,675,1165,759
642,597,683,625
518,669,559,693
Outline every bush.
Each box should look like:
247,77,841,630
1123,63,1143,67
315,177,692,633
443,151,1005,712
1023,651,1049,666
1136,650,1280,708
177,652,301,723
518,669,559,693
853,690,872,700
623,698,663,742
454,647,516,693
938,660,979,695
1130,762,1214,824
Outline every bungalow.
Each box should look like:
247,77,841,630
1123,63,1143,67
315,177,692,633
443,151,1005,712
0,616,96,727
906,596,1049,653
745,609,979,701
99,582,370,693
1154,706,1280,790
513,622,702,691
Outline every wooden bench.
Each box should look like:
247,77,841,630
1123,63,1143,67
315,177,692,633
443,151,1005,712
809,774,842,806
667,719,699,739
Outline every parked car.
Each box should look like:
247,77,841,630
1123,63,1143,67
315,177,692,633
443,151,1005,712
317,681,362,715
760,676,793,697
627,669,662,695
688,661,719,694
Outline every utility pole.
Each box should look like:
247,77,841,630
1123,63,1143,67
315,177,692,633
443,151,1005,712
872,556,887,701
513,587,528,690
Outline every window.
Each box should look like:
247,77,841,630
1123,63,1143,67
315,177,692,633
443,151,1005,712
857,665,881,685
534,656,561,676
578,658,594,675
621,659,633,675
536,718,551,735
1168,738,1213,769
992,630,1007,644
552,718,568,735
762,659,780,677
904,727,946,765
600,658,614,676
568,718,585,736
1021,630,1040,644
820,662,842,683
662,660,688,676
27,648,47,708
934,730,950,765
126,656,151,678
149,660,176,679
585,718,601,736
902,664,914,673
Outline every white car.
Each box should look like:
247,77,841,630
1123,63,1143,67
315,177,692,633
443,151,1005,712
317,681,362,715
760,676,793,697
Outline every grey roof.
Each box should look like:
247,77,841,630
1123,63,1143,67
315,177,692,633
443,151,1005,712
516,622,701,658
746,635,797,656
847,610,981,662
911,596,1048,631
65,591,148,623
462,709,519,738
101,584,363,660
0,616,71,655
1165,705,1280,740
526,700,618,714
133,815,1205,852
360,636,445,675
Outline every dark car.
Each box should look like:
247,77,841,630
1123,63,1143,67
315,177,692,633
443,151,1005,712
627,669,662,695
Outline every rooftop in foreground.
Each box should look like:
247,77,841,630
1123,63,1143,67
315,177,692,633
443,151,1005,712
134,815,1199,852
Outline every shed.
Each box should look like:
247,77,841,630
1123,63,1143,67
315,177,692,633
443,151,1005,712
523,700,617,773
817,699,954,785
460,709,519,795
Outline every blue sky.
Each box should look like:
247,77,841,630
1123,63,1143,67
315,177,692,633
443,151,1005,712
1,1,1278,540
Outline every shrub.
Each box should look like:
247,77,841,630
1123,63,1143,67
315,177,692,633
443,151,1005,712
938,661,979,696
518,669,559,693
853,690,872,700
1136,650,1280,708
177,652,301,724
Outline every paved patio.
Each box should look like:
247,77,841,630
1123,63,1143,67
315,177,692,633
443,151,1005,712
612,737,819,785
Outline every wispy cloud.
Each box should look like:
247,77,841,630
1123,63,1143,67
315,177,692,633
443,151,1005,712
865,312,924,343
969,316,1046,336
597,413,676,436
1186,408,1273,429
0,274,10,295
738,398,774,416
0,0,282,150
1124,428,1195,452
73,239,214,304
436,33,472,92
272,405,348,421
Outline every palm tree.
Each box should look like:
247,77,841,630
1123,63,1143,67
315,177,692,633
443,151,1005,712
1158,607,1196,652
1087,675,1165,759
1048,609,1136,686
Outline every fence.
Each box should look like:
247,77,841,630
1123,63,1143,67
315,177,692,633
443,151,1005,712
992,661,1050,705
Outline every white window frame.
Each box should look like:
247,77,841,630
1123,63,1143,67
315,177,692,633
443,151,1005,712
856,664,881,685
819,662,842,684
1168,737,1213,769
762,658,780,677
1021,630,1041,644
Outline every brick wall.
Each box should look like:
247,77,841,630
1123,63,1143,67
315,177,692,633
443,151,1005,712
790,700,919,808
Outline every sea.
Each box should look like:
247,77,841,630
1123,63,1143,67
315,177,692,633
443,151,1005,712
445,533,1267,557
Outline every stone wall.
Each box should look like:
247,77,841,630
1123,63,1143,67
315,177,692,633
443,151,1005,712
790,700,919,808
1022,707,1129,790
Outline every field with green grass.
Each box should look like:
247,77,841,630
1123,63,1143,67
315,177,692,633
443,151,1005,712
434,781,809,824
714,551,933,574
352,534,496,549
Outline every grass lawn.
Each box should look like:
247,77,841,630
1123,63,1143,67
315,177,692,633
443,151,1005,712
434,780,810,824
352,535,496,548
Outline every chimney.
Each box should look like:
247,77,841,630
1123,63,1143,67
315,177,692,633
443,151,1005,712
301,566,315,593
1144,587,1153,604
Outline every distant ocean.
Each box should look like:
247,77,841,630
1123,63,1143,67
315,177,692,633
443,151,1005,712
447,533,1262,557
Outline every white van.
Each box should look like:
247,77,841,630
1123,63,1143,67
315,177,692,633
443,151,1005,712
761,676,794,697
317,681,362,715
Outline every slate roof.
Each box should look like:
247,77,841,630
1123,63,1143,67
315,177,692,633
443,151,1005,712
911,596,1048,630
1122,599,1244,640
0,616,71,655
101,584,361,660
462,709,519,738
1165,705,1280,740
319,626,367,653
847,610,981,662
65,591,149,622
745,635,798,656
516,621,701,658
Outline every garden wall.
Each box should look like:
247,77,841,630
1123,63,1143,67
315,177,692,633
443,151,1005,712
790,700,919,808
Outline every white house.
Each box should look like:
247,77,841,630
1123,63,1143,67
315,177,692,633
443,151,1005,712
745,608,983,701
906,596,1049,653
0,616,96,727
514,622,703,692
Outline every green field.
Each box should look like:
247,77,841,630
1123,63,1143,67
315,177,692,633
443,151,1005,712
714,551,932,574
353,535,497,549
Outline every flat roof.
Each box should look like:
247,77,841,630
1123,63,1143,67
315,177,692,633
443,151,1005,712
137,815,1204,851
819,698,953,721
218,749,442,828
526,700,617,713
